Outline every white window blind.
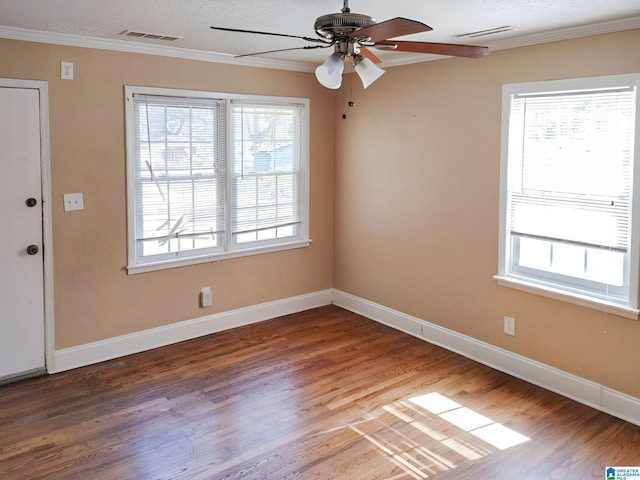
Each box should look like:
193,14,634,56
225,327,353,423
508,87,635,251
230,101,304,244
125,86,310,272
131,94,226,261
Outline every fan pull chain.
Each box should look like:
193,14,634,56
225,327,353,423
342,66,355,119
342,80,347,119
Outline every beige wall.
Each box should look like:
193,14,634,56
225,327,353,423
334,29,640,399
0,38,335,349
2,29,639,399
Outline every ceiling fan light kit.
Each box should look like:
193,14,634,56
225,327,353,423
315,41,385,90
211,0,488,90
353,56,385,89
315,53,344,89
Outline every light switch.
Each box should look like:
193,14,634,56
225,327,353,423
63,192,84,211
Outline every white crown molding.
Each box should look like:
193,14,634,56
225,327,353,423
2,17,639,72
0,25,316,73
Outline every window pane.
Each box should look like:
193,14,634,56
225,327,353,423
236,231,256,244
518,237,550,270
551,243,585,279
258,228,277,241
258,176,275,206
585,248,624,287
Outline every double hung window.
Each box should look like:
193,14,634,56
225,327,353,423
125,86,309,272
497,74,640,316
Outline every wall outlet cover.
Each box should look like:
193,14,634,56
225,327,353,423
504,316,516,336
200,287,212,307
61,61,74,80
63,192,84,211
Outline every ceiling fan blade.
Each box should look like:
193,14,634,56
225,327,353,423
234,44,333,58
210,26,327,44
376,41,489,58
359,46,382,64
350,17,432,43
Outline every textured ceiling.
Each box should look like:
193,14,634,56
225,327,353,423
0,0,639,68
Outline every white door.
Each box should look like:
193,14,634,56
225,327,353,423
0,86,45,381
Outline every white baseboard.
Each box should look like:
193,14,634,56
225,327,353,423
50,287,640,427
51,289,332,374
332,289,640,427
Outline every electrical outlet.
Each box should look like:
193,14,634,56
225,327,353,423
504,316,516,336
61,61,74,80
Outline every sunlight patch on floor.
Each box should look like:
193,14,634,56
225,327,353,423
333,391,531,478
409,392,530,450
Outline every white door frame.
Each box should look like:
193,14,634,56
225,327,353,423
1,78,55,373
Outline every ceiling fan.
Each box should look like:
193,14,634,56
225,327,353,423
211,0,489,90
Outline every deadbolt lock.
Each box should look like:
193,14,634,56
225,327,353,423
26,198,37,207
26,244,39,255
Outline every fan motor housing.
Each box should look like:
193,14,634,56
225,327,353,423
314,12,376,39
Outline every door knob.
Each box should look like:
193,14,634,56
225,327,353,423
26,244,39,255
26,198,38,207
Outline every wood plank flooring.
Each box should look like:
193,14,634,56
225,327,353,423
1,305,639,479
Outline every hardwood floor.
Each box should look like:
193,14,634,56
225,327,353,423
1,305,639,479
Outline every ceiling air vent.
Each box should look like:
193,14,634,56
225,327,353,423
456,26,515,39
119,30,182,42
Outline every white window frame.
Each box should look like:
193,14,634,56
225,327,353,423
124,86,310,274
495,73,640,319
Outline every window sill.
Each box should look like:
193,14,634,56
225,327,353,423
127,239,311,275
493,275,640,320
